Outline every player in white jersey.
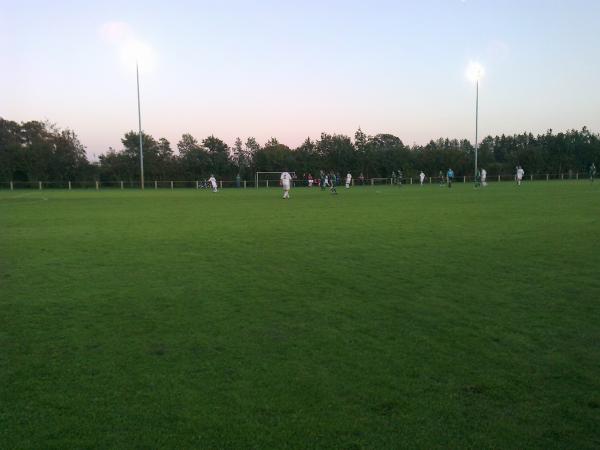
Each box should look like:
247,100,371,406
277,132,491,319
419,171,425,186
208,175,218,192
345,172,352,189
516,166,525,186
481,168,487,186
280,171,292,199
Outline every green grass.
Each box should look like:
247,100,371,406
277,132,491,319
1,182,599,449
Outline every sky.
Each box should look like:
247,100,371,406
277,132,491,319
1,0,599,158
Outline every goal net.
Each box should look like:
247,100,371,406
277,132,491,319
255,171,297,188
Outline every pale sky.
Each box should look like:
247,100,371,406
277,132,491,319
2,0,599,158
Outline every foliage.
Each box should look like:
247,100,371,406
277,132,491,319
2,117,600,182
0,118,91,182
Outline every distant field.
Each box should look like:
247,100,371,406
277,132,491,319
1,182,599,449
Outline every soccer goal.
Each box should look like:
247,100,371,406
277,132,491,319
255,171,297,188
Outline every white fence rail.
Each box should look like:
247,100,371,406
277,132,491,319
0,173,591,190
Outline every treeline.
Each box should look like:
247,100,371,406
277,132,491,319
1,117,599,182
0,119,94,182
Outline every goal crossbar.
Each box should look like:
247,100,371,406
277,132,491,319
255,171,296,188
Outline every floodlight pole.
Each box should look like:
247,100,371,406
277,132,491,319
474,79,479,182
137,61,144,190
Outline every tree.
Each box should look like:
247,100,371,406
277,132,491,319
245,137,261,174
99,147,134,182
177,133,211,179
253,139,294,172
316,133,355,173
3,116,600,182
354,128,371,176
177,133,200,157
47,128,89,181
156,138,175,179
0,118,92,183
231,137,250,176
245,137,261,155
295,137,319,175
369,133,409,177
0,118,25,181
203,135,230,176
120,131,162,181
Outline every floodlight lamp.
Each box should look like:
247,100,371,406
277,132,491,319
120,39,157,72
466,62,485,83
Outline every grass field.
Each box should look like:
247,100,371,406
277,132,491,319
1,182,599,449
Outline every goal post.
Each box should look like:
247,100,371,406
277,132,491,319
255,171,297,188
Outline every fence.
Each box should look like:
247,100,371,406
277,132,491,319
0,172,592,190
